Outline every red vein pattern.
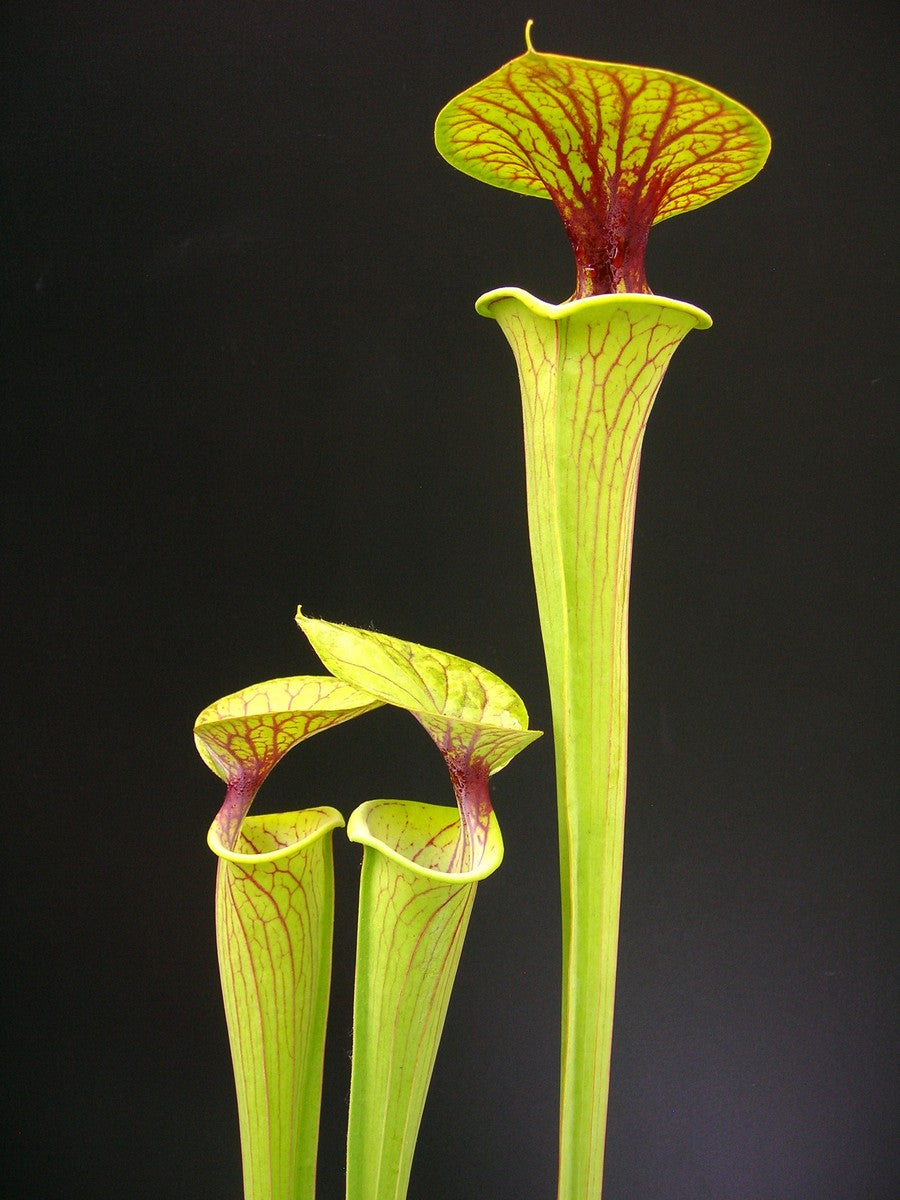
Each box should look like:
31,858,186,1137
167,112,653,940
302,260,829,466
436,40,770,296
297,615,541,872
195,677,376,1193
345,799,504,1199
194,675,380,849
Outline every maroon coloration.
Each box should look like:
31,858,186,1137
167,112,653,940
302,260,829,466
444,53,766,298
445,750,493,871
217,776,263,852
479,66,665,298
563,185,658,297
507,70,668,298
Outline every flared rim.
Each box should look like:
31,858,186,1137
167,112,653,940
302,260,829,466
475,285,713,329
347,799,504,882
208,805,345,863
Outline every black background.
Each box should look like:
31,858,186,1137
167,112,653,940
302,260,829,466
4,2,897,1198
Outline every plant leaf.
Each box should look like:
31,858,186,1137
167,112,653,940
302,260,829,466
195,675,379,1198
296,609,541,869
435,21,770,295
194,675,381,849
477,286,711,1196
211,806,344,1200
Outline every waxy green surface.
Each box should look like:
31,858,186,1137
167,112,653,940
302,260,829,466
479,289,709,1198
195,675,381,850
211,807,343,1200
346,799,504,1200
197,617,540,1200
297,609,541,870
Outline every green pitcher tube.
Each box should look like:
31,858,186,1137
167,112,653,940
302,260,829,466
209,806,345,1200
345,799,504,1200
477,288,711,1197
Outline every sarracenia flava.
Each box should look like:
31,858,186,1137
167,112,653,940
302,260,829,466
194,614,539,1200
194,22,768,1200
435,21,770,1199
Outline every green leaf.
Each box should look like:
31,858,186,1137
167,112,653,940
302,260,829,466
195,676,380,1199
435,21,770,296
295,609,529,734
438,33,770,1193
293,612,539,1197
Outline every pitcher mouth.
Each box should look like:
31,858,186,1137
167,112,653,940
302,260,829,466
347,799,505,883
208,805,345,863
475,285,712,329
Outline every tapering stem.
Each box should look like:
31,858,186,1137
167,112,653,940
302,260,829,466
210,806,344,1200
479,287,710,1198
345,799,504,1200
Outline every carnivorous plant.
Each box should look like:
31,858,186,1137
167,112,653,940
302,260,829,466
194,615,539,1200
435,21,770,1198
193,21,769,1199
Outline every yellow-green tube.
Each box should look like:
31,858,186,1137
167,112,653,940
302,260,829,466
478,288,710,1198
194,675,381,1199
295,613,540,1199
210,807,345,1200
345,799,504,1200
435,29,768,1192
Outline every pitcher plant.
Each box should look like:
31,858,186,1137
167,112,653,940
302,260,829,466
193,20,769,1200
195,616,539,1199
435,21,770,1198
